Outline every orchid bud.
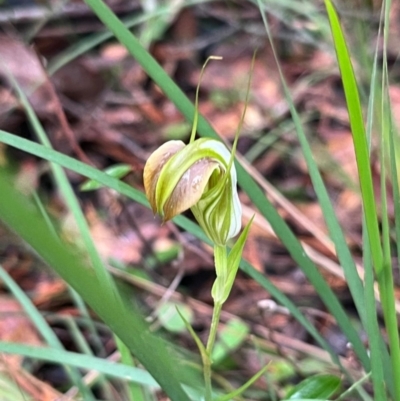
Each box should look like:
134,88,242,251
143,137,241,246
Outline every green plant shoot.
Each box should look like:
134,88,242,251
143,55,255,401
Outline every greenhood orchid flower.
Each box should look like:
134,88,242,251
143,137,241,246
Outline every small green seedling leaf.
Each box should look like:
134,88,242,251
285,374,341,400
157,302,193,334
80,164,132,191
212,318,249,365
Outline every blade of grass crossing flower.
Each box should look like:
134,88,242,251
0,131,351,376
0,130,152,206
0,265,96,400
257,0,370,370
83,0,369,370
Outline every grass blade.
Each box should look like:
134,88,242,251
324,0,382,275
363,227,387,400
0,342,158,387
324,1,400,398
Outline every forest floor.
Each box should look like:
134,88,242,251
0,1,399,400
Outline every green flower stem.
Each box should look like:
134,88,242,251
205,301,223,401
206,301,223,357
204,245,228,401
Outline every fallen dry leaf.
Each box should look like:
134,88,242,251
0,295,42,367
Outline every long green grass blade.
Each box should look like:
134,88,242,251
324,2,400,399
389,115,400,273
380,1,400,398
0,340,201,400
324,0,382,274
362,2,393,396
0,341,159,387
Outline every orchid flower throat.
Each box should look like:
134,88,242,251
146,139,230,225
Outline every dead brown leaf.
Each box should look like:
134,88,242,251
1,359,63,401
0,34,89,163
86,206,143,264
0,296,42,367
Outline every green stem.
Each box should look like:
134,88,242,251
203,356,212,401
190,56,222,144
204,245,227,401
204,302,223,401
206,302,223,355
